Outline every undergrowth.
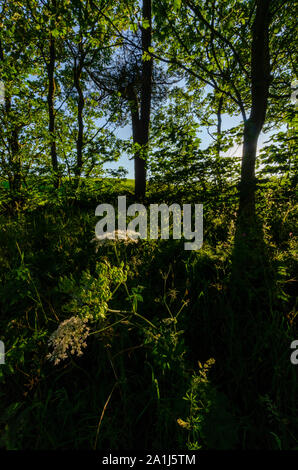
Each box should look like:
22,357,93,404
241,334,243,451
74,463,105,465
0,179,297,449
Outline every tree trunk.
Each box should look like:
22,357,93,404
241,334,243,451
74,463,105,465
239,0,271,217
9,129,21,193
0,40,21,194
134,0,153,200
215,95,223,191
239,119,261,217
47,33,59,188
73,56,84,182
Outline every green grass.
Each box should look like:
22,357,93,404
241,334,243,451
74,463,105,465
0,179,297,449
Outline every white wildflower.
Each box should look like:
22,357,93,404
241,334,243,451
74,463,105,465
91,229,141,251
47,316,90,365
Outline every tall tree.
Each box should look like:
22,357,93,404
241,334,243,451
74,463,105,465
25,0,71,188
239,0,271,217
47,28,59,187
154,0,296,217
133,0,153,199
0,0,40,196
88,0,153,199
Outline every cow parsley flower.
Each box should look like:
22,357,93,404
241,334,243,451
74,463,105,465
47,316,90,365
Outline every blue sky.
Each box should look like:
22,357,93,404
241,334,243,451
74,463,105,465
103,112,273,179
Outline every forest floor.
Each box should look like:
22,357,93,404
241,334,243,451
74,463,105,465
0,178,297,449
